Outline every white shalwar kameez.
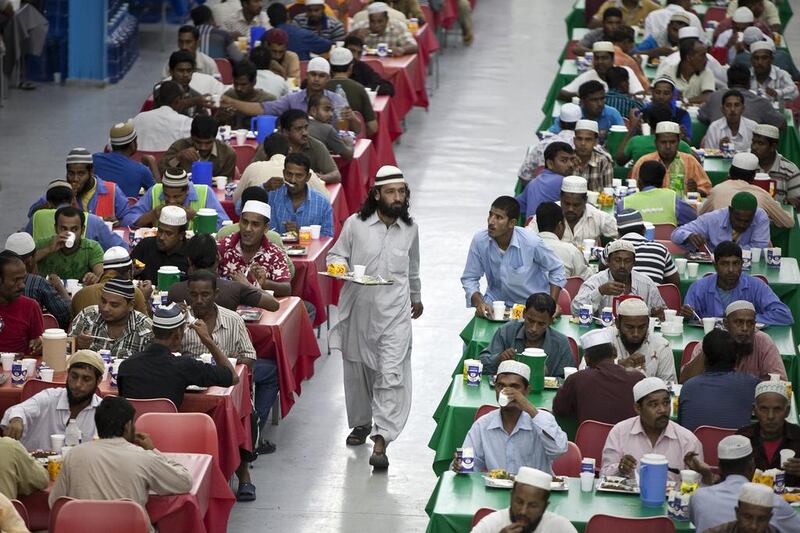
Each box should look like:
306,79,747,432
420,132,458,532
327,212,421,444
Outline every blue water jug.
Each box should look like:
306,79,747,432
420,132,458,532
250,115,278,144
639,453,669,507
250,26,267,51
191,161,213,186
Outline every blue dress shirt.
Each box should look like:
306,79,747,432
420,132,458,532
92,152,155,198
671,207,771,251
275,22,332,61
516,169,564,219
461,227,566,307
267,184,333,237
684,273,794,326
121,183,230,229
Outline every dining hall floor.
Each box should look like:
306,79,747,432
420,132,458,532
3,1,800,531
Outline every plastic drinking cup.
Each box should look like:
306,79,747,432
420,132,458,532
310,225,322,239
228,358,238,370
1,353,15,371
664,309,677,322
563,367,577,379
674,258,687,275
40,368,55,382
235,130,247,145
687,262,699,277
702,317,716,334
580,472,595,492
586,191,599,205
353,265,366,280
492,301,505,320
214,176,228,189
50,434,65,452
780,449,795,467
751,248,762,262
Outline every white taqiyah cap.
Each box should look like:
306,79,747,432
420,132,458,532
242,200,271,220
497,360,531,382
678,26,701,40
750,40,775,54
375,165,406,186
580,328,613,350
305,0,325,5
307,57,330,74
330,47,354,66
655,121,681,135
617,297,649,317
669,11,691,25
733,6,755,23
743,26,767,46
755,380,789,400
559,103,582,123
653,76,677,89
592,41,615,54
102,246,132,270
732,152,759,171
717,435,753,461
561,175,588,194
159,205,188,227
606,239,636,256
725,300,756,316
575,119,599,134
4,232,35,256
633,377,668,402
515,467,553,491
367,1,389,14
754,124,780,140
739,482,775,508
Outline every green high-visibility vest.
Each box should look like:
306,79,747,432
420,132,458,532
151,184,209,231
623,188,678,226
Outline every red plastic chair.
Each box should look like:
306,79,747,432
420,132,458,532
552,441,582,477
42,313,59,330
694,425,737,467
657,283,681,310
52,499,150,533
130,150,165,165
654,223,676,240
681,341,699,369
657,239,686,254
557,288,572,315
21,379,64,402
48,497,73,533
420,4,436,29
136,412,219,460
299,60,309,81
232,143,257,174
475,404,499,421
215,58,233,84
471,507,496,528
11,499,29,529
575,420,614,471
585,514,676,533
565,276,584,301
703,6,728,26
127,398,178,421
567,336,580,367
753,274,768,285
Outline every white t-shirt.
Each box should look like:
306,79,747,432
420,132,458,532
562,67,644,95
130,106,193,152
471,508,578,533
256,69,290,99
654,60,716,100
658,51,727,89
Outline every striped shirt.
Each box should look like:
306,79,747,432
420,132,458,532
292,13,346,41
604,90,645,120
181,305,256,360
600,233,677,284
68,305,153,359
764,153,800,202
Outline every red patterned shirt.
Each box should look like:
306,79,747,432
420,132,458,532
217,233,291,284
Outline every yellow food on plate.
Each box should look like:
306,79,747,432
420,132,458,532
783,492,800,502
327,263,347,276
488,469,512,480
134,259,145,269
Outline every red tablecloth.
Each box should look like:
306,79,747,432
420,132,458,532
414,23,440,72
214,184,238,222
19,453,234,533
377,54,429,111
334,138,376,212
370,96,401,167
326,182,350,232
244,297,321,417
290,237,334,327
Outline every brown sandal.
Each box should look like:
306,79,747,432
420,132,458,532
346,425,371,446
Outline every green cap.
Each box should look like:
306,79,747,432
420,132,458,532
731,191,758,212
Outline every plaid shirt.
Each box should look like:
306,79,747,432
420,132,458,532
217,232,292,285
604,90,645,120
24,273,71,328
181,305,256,360
766,153,800,202
292,13,346,41
68,305,153,359
351,18,417,50
576,148,614,191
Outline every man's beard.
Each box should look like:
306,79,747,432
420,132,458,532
67,386,91,406
734,339,754,360
509,511,539,533
78,176,93,196
621,334,645,354
377,198,409,219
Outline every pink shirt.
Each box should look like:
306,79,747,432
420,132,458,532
601,416,703,481
689,330,787,381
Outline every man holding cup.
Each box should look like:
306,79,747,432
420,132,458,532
452,360,567,475
33,206,104,286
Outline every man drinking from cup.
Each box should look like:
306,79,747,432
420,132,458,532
33,206,104,286
0,251,43,355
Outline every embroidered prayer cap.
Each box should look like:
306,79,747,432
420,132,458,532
306,0,325,5
242,200,271,221
753,124,780,140
330,47,354,66
265,29,288,45
717,435,753,461
47,179,72,192
750,40,775,54
159,205,188,227
733,7,755,23
515,467,553,491
561,176,588,194
367,2,389,14
580,328,613,350
162,169,190,188
559,103,583,123
731,152,759,172
743,26,767,46
497,360,530,382
730,191,758,212
739,483,775,508
652,76,677,89
109,121,137,147
655,121,680,135
669,11,691,25
617,297,649,317
66,148,93,166
102,278,135,300
725,300,756,316
4,232,35,256
153,303,186,329
755,380,789,400
633,377,668,402
605,239,636,257
575,119,599,134
592,41,615,54
677,27,700,40
307,57,330,75
102,246,132,270
68,350,106,375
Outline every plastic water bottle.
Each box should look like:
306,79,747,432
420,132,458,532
334,83,349,131
65,418,82,446
669,158,685,195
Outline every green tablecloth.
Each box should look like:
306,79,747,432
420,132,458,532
425,472,694,533
565,0,585,38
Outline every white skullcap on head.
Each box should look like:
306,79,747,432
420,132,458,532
733,6,755,23
307,57,330,74
559,103,583,123
633,377,668,402
580,328,613,350
755,380,789,400
374,165,405,186
497,360,531,382
330,47,354,66
754,124,780,140
750,40,775,54
575,119,599,134
561,175,588,194
725,300,756,316
743,26,767,46
367,1,389,14
102,246,132,270
739,482,775,508
606,239,635,256
305,0,325,5
678,26,701,40
617,297,649,317
242,200,271,220
4,232,35,256
717,435,753,461
732,152,759,171
655,121,681,135
669,11,691,25
159,205,188,226
161,169,189,188
515,467,552,491
592,41,615,54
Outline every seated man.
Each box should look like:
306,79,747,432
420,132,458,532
622,161,697,226
189,5,243,62
572,119,614,192
131,81,194,152
0,437,49,499
601,377,706,483
572,240,666,317
307,93,355,160
72,247,152,317
557,42,645,101
0,351,104,451
681,243,792,325
713,2,774,41
535,202,591,280
92,122,156,198
682,301,789,382
703,483,785,533
590,0,660,29
699,64,786,129
350,2,418,57
517,104,580,185
574,6,622,56
124,168,230,231
603,209,680,285
527,176,618,246
603,65,646,119
343,34,395,96
118,304,239,408
616,103,693,166
700,152,793,227
630,121,713,196
292,0,345,41
266,153,334,237
471,467,578,533
49,396,193,528
553,328,643,425
34,206,104,286
130,206,190,283
164,49,226,103
678,331,760,433
159,115,236,179
217,60,275,130
750,40,799,103
4,232,71,328
516,142,576,219
654,37,715,104
737,380,800,487
261,28,301,80
460,196,565,318
452,361,567,475
266,3,332,61
575,81,623,146
478,293,574,377
221,0,270,36
702,89,758,151
0,251,44,355
160,24,220,78
750,123,800,207
249,46,290,100
327,47,378,137
635,10,689,58
69,279,153,359
671,192,770,251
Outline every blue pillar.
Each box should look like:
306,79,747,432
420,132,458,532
68,0,108,81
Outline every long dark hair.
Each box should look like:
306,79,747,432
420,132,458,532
357,185,413,225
